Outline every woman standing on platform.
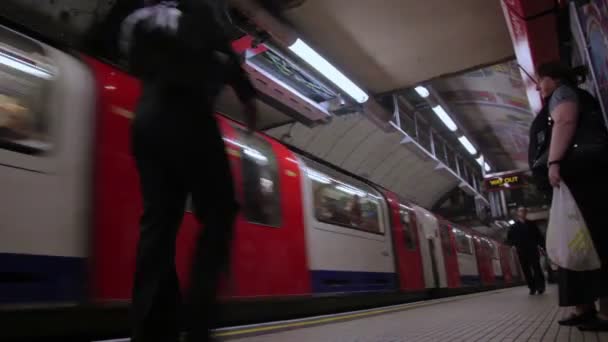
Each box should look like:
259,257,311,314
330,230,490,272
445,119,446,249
531,62,608,331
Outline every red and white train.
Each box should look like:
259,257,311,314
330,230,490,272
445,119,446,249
0,23,522,337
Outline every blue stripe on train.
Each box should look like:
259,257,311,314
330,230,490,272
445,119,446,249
311,270,397,293
0,253,86,304
460,275,481,287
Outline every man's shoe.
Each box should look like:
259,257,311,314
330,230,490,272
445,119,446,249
529,288,537,295
558,310,597,326
537,287,545,295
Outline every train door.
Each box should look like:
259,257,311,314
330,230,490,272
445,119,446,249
490,241,503,282
386,193,424,291
413,206,447,288
220,123,311,297
439,223,460,288
509,247,521,281
453,228,479,286
473,235,493,286
499,245,513,284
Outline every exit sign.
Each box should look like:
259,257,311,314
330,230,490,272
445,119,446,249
485,173,526,191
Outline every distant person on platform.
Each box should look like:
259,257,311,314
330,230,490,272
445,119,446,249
507,207,546,295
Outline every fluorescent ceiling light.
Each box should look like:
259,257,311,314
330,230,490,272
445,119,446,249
476,156,491,172
431,105,458,131
414,86,430,98
508,220,515,225
458,136,477,155
0,52,53,79
289,39,369,103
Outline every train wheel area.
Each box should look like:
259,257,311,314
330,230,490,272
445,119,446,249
0,284,522,341
90,286,607,342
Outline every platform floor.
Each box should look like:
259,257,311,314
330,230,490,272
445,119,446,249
218,286,608,342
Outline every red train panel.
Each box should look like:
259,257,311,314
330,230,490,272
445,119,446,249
499,245,514,284
84,56,310,302
438,221,461,288
385,193,424,291
473,235,495,286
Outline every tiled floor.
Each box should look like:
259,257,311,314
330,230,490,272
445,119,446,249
226,286,608,342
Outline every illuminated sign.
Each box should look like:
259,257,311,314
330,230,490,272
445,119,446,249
485,173,526,191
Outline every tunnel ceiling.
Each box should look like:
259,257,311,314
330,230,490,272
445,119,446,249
1,0,534,207
283,0,515,93
281,0,531,173
429,61,533,171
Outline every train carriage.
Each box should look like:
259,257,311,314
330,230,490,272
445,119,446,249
0,21,524,338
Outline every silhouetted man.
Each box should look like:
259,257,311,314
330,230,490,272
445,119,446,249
120,1,257,341
507,207,546,295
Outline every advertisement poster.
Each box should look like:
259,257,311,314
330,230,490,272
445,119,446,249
578,0,608,119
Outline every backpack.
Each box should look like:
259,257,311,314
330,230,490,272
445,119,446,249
119,1,228,89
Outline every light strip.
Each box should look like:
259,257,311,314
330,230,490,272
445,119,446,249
243,148,268,163
414,86,430,98
458,136,477,155
289,39,369,103
223,138,267,163
0,52,53,79
477,155,491,172
335,185,367,197
431,105,458,131
307,169,331,184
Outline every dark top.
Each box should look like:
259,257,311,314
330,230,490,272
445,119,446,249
506,220,544,255
122,1,256,109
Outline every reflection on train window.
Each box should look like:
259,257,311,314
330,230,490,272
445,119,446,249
453,228,473,254
439,224,453,256
309,168,383,234
489,241,500,260
233,129,282,227
0,31,54,155
400,209,417,249
482,239,495,259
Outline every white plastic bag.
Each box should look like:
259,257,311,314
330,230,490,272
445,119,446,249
546,183,601,271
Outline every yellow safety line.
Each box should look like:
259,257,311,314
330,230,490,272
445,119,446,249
215,289,504,337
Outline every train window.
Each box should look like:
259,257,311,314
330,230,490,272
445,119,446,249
439,224,453,256
0,29,55,155
400,208,417,250
453,228,473,255
233,129,282,227
309,168,384,234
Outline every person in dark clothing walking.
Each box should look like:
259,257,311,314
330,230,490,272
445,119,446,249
120,1,257,341
507,207,546,295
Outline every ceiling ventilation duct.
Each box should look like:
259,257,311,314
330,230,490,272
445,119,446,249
228,0,393,128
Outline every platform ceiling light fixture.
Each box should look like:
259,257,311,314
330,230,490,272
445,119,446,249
458,136,477,155
484,162,491,172
414,85,430,98
476,156,484,167
289,39,369,103
431,105,458,132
